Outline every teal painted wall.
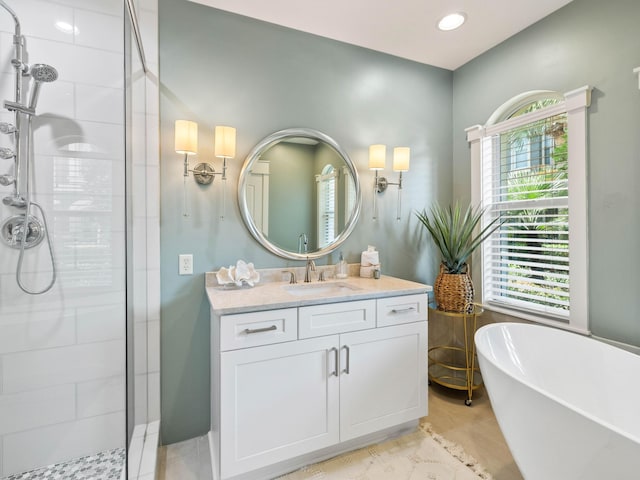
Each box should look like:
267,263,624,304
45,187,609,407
159,0,452,444
452,0,640,345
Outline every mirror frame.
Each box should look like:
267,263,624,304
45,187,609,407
238,128,361,260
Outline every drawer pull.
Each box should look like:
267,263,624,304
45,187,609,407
391,307,416,314
243,325,278,335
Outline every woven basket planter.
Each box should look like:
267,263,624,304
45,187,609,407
434,263,474,313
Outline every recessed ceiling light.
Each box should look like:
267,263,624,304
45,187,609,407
437,12,466,31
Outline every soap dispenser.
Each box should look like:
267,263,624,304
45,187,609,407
336,252,348,279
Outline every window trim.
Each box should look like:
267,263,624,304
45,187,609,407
467,86,591,335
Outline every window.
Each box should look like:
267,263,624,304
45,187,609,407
468,87,591,333
316,164,338,248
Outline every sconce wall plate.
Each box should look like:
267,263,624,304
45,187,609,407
375,176,388,193
193,163,215,185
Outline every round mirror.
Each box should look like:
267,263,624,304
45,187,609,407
238,128,361,260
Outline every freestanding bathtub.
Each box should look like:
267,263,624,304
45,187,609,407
475,322,640,480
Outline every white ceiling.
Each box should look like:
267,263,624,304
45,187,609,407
187,0,574,70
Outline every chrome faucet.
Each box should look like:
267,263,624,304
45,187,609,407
304,257,316,283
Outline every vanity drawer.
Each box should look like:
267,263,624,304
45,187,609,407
377,294,427,327
299,300,376,339
220,308,298,351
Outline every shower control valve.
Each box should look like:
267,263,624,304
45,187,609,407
1,214,45,249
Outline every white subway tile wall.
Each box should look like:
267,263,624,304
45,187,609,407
0,0,159,476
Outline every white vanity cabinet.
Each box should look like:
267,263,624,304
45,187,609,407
210,292,428,480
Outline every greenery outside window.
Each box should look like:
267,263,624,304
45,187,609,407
467,87,591,334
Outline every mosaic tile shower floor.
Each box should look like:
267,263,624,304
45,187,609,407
3,448,125,480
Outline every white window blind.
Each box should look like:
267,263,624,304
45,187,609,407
481,112,570,319
316,166,337,248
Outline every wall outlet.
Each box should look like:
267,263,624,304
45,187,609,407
179,254,193,275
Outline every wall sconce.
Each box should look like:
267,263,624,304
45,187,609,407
175,120,236,218
369,145,410,221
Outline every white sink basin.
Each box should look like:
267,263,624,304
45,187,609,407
283,281,362,297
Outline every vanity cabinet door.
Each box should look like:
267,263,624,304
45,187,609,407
339,321,427,441
220,335,340,478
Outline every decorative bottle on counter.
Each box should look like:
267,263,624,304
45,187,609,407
336,252,348,279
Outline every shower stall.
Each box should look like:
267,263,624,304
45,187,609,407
0,0,160,478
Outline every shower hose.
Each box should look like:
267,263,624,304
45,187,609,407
16,114,56,294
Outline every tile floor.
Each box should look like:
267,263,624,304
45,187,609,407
426,383,523,480
157,435,211,480
157,384,523,480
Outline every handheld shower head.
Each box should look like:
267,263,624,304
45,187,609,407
28,64,58,110
30,64,58,83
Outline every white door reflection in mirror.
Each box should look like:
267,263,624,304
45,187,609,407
246,160,270,236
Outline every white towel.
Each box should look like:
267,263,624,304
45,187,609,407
361,245,380,267
360,246,380,277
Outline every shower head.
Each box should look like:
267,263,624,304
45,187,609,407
0,122,16,134
2,195,26,208
0,147,15,159
28,64,58,111
30,64,58,83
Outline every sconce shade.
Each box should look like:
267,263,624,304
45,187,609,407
393,147,410,172
215,126,236,158
369,144,386,170
175,120,198,155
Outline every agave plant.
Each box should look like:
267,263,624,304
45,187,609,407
415,203,502,274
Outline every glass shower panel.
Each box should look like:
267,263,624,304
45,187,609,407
125,0,160,477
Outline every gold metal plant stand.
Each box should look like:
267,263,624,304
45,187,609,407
428,303,484,406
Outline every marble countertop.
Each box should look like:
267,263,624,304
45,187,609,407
205,266,432,315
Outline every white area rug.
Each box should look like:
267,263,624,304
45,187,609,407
277,423,492,480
